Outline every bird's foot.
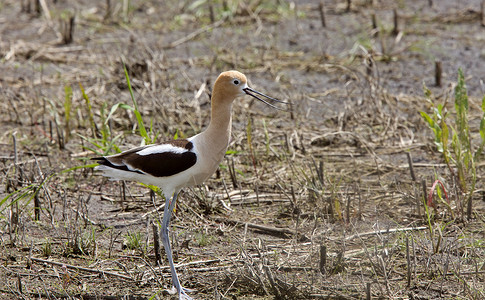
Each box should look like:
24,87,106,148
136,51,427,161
166,286,195,299
179,286,195,300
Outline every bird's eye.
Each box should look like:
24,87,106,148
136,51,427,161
233,79,240,85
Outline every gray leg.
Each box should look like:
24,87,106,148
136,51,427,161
161,192,193,299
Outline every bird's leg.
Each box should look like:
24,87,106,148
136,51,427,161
161,192,180,290
161,192,193,299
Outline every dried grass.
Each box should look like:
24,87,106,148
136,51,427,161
0,0,484,299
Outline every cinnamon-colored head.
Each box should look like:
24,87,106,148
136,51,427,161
211,70,248,105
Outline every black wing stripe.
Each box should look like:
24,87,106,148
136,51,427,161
125,151,197,177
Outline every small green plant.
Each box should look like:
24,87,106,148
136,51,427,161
195,231,215,247
124,231,146,253
0,170,55,216
80,82,97,139
0,184,35,215
78,100,123,156
122,61,156,145
42,239,52,257
64,226,96,257
63,85,73,144
420,68,485,219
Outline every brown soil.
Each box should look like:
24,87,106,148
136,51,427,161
0,0,484,299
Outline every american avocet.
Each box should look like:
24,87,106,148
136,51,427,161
93,71,286,299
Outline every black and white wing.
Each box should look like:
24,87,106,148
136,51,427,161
93,139,197,177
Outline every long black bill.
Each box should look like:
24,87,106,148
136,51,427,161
243,87,290,111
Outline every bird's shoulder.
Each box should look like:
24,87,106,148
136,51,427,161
108,139,194,157
134,139,194,156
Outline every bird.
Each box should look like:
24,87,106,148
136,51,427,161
93,70,287,299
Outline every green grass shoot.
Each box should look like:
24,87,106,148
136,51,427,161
420,68,485,219
79,82,98,139
64,85,73,144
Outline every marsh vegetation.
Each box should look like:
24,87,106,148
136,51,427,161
1,0,484,299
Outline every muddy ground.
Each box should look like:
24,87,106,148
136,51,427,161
0,0,484,299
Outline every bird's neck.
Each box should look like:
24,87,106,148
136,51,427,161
203,98,233,153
